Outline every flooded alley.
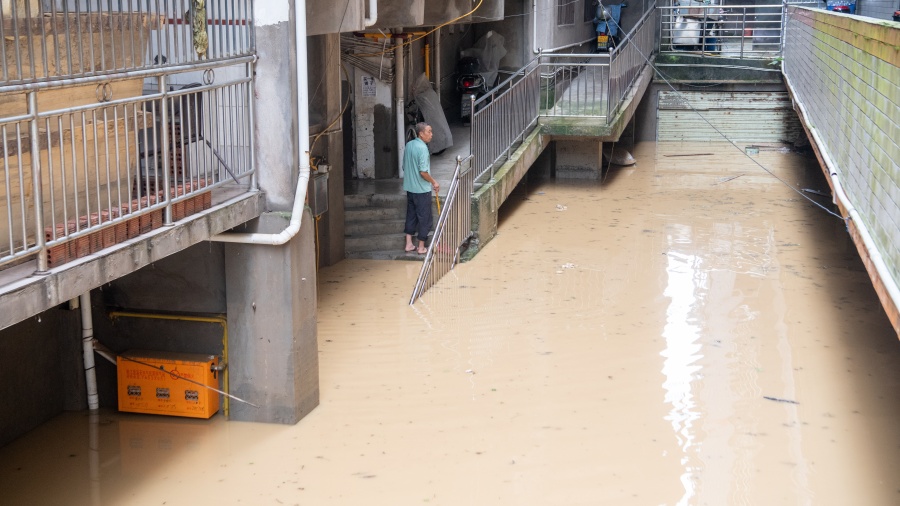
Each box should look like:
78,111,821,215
1,142,899,505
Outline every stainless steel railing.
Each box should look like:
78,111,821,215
409,155,475,305
0,1,254,85
470,57,541,183
1,2,255,271
539,53,611,120
608,6,658,119
658,1,819,60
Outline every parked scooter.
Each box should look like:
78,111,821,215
457,56,488,123
595,2,626,52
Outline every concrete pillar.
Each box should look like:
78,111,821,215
555,139,604,179
353,68,394,179
224,211,319,424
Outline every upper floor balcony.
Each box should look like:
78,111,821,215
0,1,261,330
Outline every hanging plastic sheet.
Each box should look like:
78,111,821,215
411,73,453,154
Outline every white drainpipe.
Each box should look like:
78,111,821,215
80,292,99,411
364,0,378,26
210,0,311,246
783,71,900,311
395,34,405,178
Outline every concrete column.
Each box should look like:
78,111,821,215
224,211,319,424
555,139,604,179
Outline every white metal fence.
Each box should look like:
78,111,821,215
0,1,255,271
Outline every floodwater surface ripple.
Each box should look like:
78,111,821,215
1,142,898,505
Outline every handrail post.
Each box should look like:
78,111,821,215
158,75,172,225
29,91,49,274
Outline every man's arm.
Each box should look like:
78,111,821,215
420,171,440,193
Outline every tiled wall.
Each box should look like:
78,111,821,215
783,7,900,284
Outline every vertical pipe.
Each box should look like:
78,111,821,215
80,292,99,411
434,27,441,97
396,35,405,178
158,75,172,224
29,91,48,272
248,62,258,190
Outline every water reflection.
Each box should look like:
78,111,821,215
660,225,705,505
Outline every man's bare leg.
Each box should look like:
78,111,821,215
405,234,416,252
417,240,427,255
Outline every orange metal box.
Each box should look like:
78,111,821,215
117,350,220,419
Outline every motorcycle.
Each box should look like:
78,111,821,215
456,56,488,123
595,2,625,52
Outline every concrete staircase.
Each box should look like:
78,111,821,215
344,193,431,261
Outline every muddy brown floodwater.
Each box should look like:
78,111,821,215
1,142,899,505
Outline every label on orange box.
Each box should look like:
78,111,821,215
117,350,220,419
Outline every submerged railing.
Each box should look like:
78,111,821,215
409,155,475,305
1,1,255,271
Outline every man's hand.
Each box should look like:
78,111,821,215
433,182,440,193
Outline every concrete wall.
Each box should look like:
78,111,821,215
307,0,366,36
224,211,319,424
857,0,899,20
533,0,595,53
784,7,900,321
0,306,82,448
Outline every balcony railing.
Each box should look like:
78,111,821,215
1,1,255,272
658,1,820,60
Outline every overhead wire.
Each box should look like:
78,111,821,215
600,1,845,220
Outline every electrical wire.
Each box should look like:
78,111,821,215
349,0,485,58
309,62,352,158
600,1,845,220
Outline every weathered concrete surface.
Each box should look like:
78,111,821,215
0,305,82,448
468,128,549,256
307,0,365,36
541,64,654,140
0,192,263,332
375,0,424,27
555,139,603,179
224,210,319,424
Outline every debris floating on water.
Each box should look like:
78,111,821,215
763,396,799,405
802,188,830,197
556,204,567,211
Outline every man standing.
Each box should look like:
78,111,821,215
403,122,440,254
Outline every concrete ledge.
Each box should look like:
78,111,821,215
0,191,264,331
467,128,549,258
540,64,655,141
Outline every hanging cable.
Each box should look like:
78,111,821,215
602,4,845,220
349,0,484,58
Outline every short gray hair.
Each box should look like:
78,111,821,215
415,122,430,135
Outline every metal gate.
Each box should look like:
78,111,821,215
657,91,803,143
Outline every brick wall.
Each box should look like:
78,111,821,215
783,7,900,284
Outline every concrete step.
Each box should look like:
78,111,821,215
345,249,425,261
344,193,407,209
345,218,406,236
345,233,407,253
344,206,406,222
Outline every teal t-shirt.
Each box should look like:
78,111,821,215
402,138,432,194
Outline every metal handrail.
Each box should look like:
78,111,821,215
470,58,541,183
1,2,256,270
409,155,475,305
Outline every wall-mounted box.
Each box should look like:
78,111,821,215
117,350,220,419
